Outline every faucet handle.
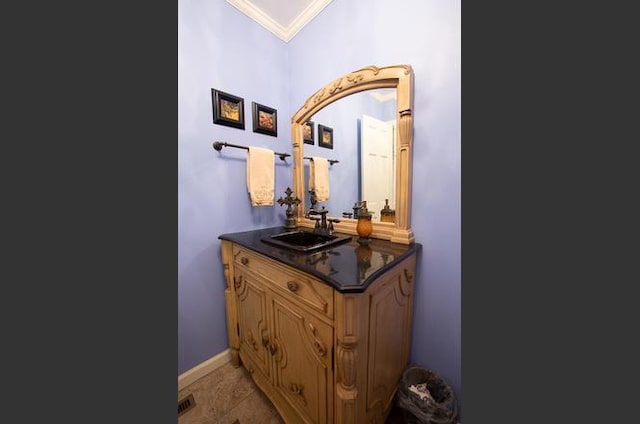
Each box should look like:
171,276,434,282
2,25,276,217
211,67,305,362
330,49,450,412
327,218,340,233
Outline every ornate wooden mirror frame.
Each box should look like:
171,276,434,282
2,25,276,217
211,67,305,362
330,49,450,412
291,64,415,244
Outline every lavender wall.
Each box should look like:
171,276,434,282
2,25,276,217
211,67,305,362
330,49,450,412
178,0,291,373
179,0,460,412
288,0,461,409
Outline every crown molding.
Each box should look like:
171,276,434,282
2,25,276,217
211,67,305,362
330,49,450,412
285,0,333,42
226,0,333,43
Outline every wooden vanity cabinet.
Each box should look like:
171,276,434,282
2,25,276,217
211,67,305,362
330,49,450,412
221,240,417,424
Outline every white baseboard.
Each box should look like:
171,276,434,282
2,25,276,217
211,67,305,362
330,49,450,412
178,348,231,391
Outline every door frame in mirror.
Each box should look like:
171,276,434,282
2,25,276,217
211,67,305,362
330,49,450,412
291,65,415,244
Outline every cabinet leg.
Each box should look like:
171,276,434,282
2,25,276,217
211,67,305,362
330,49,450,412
229,348,241,367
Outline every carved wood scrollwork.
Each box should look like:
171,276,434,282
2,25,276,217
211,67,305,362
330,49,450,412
396,268,413,298
337,337,357,389
328,78,345,95
260,325,269,349
289,383,307,405
308,323,327,357
246,330,258,351
307,66,381,111
233,275,242,290
403,269,414,284
345,73,365,85
304,65,412,114
269,338,282,363
234,275,248,298
310,88,326,107
222,261,229,281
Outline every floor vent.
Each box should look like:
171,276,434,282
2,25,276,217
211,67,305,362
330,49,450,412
178,393,196,417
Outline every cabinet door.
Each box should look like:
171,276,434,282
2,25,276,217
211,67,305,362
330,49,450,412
235,270,272,380
270,293,334,424
366,257,416,419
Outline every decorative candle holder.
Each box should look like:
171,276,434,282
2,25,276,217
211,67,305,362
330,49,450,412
277,187,301,230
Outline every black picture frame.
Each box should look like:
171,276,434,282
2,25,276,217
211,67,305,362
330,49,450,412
252,102,278,137
318,124,333,149
303,120,315,145
212,88,245,129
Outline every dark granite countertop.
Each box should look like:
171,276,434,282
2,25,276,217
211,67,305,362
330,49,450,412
219,227,421,293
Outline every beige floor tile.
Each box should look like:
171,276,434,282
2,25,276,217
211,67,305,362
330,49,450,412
178,363,258,424
177,361,413,423
217,390,284,424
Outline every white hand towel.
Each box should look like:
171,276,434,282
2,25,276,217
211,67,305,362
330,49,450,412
309,157,329,202
246,146,274,206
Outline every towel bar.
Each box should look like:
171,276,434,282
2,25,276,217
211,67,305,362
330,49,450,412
303,157,339,165
213,141,290,161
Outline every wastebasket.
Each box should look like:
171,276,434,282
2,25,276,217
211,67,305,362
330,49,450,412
396,365,458,424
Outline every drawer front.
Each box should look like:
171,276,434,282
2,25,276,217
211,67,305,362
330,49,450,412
233,245,334,319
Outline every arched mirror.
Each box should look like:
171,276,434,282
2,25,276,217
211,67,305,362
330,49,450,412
291,65,415,244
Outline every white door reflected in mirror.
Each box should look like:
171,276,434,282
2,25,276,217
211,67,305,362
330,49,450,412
361,114,396,220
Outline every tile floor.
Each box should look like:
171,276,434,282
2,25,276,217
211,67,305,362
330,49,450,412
178,362,283,424
177,361,407,423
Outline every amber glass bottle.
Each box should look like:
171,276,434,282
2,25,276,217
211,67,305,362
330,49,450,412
356,201,373,244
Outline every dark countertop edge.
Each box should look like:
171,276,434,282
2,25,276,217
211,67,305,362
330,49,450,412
339,246,422,293
219,228,422,293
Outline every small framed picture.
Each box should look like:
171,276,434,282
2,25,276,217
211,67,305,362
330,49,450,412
212,89,245,129
252,102,278,137
303,120,315,145
318,124,333,149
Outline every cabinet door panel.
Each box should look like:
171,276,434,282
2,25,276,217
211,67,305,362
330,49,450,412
271,294,333,424
235,271,271,380
366,261,415,417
